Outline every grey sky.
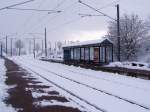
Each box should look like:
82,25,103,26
0,0,150,44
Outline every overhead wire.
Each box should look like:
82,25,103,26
45,1,92,33
31,0,118,36
7,7,61,12
45,0,121,37
46,16,84,33
97,0,120,10
0,0,34,11
29,0,77,33
78,0,120,18
78,13,103,18
53,0,67,10
9,0,120,40
24,0,67,33
78,0,116,21
0,0,36,40
19,0,45,34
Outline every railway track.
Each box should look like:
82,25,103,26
59,67,150,92
13,58,150,112
38,59,150,92
16,61,106,112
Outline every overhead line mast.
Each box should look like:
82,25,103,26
116,4,120,61
45,28,47,57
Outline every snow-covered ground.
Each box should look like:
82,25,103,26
107,61,150,71
0,59,16,112
39,56,63,62
26,76,88,111
10,56,150,112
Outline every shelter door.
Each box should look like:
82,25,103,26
94,47,99,63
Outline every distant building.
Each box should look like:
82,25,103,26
63,38,113,65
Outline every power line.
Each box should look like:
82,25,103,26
25,15,83,35
0,0,34,11
19,0,46,34
97,0,120,10
28,1,80,33
29,33,44,35
23,0,67,34
46,16,83,33
78,13,103,18
78,0,120,18
28,0,76,33
34,0,67,24
29,15,60,32
78,0,116,21
7,7,61,13
53,0,67,10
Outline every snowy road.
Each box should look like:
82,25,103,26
11,56,150,112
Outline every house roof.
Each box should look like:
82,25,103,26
63,38,113,48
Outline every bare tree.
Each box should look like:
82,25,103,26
15,39,24,56
140,16,150,54
108,14,148,61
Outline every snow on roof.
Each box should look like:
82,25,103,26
63,38,112,47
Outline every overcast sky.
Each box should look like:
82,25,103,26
0,0,150,44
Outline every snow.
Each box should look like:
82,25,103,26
22,63,89,112
36,100,71,107
26,70,90,112
63,38,112,47
0,58,16,112
39,56,63,62
31,90,81,109
107,61,150,71
10,56,150,112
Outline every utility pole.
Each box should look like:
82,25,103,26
42,39,43,54
54,41,56,56
49,41,51,52
49,41,52,57
117,4,120,61
33,38,36,58
6,36,8,55
45,27,47,57
29,40,31,54
0,42,2,57
10,38,13,56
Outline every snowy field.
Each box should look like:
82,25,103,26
10,56,150,112
0,59,16,112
